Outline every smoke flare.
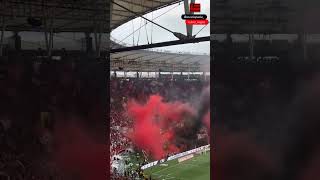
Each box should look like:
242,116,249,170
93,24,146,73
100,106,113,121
127,95,196,159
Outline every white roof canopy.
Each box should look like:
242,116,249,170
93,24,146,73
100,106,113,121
111,48,210,72
111,0,183,30
111,0,210,72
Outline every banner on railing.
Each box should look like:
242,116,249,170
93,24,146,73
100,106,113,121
141,144,210,170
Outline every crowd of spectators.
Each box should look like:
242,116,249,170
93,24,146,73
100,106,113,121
0,54,105,180
110,108,132,158
0,54,209,180
110,77,209,179
213,64,320,180
214,65,296,146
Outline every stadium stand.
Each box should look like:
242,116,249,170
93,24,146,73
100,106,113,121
1,0,111,179
1,0,210,180
109,1,210,179
0,54,106,179
110,77,210,179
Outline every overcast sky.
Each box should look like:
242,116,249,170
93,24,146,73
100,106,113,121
111,0,210,55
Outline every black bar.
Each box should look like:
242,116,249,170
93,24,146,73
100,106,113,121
110,36,210,53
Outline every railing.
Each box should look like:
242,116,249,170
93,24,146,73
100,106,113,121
141,144,210,170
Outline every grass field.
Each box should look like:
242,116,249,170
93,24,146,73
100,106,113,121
144,152,210,180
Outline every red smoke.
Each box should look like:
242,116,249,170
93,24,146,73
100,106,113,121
127,95,195,159
52,121,106,180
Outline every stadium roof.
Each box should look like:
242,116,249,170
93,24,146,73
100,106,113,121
0,0,183,33
111,0,183,30
111,41,210,72
110,0,210,72
111,50,210,72
1,0,210,71
1,0,110,33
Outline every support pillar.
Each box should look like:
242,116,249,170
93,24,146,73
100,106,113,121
296,32,308,62
300,33,308,61
188,64,190,80
304,33,307,61
249,33,254,61
94,22,103,58
13,31,21,51
226,33,232,44
85,32,93,53
44,18,54,57
171,64,174,81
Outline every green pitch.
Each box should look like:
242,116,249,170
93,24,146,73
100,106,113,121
144,152,210,180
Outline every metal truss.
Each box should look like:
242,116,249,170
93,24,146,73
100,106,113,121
111,58,201,72
110,36,210,53
0,0,110,33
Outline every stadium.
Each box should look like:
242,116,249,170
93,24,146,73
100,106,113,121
109,0,210,180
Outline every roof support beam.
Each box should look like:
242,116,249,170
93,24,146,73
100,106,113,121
111,0,176,34
110,36,210,53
